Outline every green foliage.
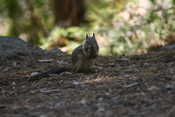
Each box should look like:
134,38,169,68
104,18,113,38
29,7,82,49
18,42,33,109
34,0,46,8
86,0,175,55
41,26,88,52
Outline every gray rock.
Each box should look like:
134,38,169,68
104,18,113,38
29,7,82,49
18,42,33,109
0,36,44,58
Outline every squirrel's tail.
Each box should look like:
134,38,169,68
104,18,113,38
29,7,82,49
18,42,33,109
27,67,70,81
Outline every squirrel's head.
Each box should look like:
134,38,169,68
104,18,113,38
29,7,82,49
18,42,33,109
82,33,99,58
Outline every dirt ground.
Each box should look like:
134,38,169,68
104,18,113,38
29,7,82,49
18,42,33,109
0,47,175,117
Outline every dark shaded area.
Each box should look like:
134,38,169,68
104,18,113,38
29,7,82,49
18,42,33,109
51,0,86,26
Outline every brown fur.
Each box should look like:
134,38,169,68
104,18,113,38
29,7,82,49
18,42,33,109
71,33,99,72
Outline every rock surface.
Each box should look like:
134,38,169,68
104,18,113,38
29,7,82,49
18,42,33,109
0,36,46,58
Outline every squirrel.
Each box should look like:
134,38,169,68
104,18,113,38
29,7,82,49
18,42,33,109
72,33,99,72
27,33,99,81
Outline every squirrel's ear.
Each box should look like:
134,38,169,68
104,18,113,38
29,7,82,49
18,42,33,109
92,33,95,38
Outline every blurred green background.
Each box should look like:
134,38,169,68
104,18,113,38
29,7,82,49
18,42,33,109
0,0,175,55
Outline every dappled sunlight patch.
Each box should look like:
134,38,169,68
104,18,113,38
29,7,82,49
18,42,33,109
82,75,123,84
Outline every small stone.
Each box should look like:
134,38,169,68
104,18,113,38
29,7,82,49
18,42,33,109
30,72,40,76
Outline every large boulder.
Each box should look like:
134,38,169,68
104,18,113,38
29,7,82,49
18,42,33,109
0,36,45,58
